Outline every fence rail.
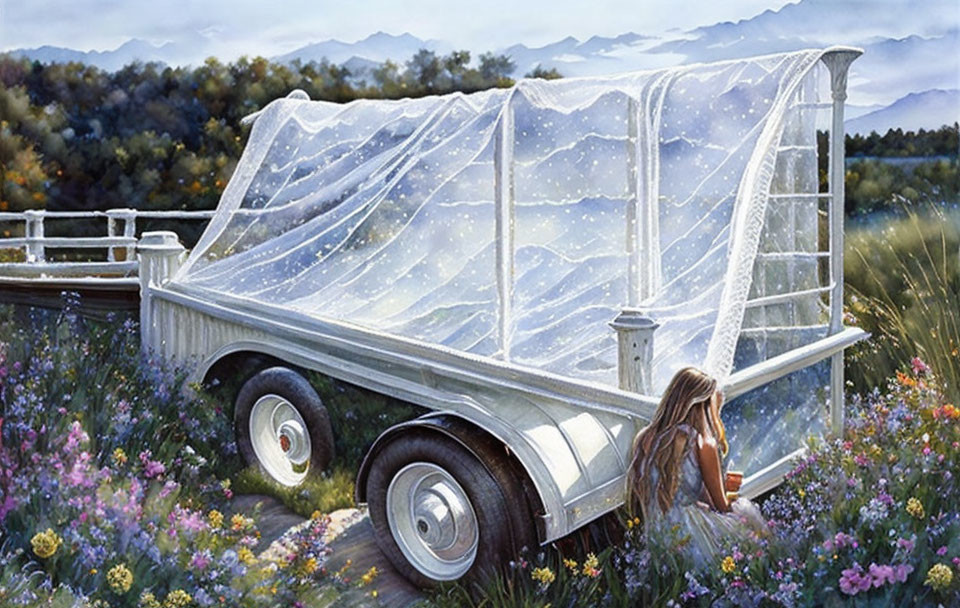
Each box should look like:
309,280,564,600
0,208,213,281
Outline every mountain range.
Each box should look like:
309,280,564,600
6,0,959,134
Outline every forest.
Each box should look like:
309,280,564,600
1,50,954,222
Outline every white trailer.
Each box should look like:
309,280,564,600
138,47,866,586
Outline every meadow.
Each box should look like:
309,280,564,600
0,203,957,607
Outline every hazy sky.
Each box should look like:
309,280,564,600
0,0,796,55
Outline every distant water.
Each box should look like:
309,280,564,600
846,155,956,169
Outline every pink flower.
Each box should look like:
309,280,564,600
937,546,948,556
839,567,864,596
897,537,916,553
911,357,929,375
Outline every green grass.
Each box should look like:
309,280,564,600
845,203,960,402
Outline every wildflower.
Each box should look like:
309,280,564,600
721,556,736,574
299,557,319,576
190,550,212,571
924,563,953,591
893,564,914,583
107,564,134,593
937,546,948,556
360,566,379,585
30,528,62,559
839,564,872,595
911,357,929,376
139,592,161,608
163,589,192,607
906,497,925,519
563,558,578,573
113,447,128,465
311,510,323,520
896,536,916,553
531,566,556,586
238,547,256,565
582,553,601,578
231,513,248,531
208,510,223,528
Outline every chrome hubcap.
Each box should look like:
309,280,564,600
386,462,478,581
249,394,311,486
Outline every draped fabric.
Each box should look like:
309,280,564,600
176,49,830,394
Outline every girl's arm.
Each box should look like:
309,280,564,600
697,435,730,512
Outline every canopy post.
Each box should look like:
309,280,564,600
610,309,659,394
494,97,516,360
821,48,860,435
138,231,185,355
626,97,640,306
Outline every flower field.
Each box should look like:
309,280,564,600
427,361,960,607
0,304,378,607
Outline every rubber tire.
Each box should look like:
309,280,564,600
234,367,334,482
366,434,518,589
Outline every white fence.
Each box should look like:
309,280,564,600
0,209,213,281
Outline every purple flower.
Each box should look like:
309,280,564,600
839,565,872,595
139,450,166,479
896,536,916,554
893,564,914,583
937,546,948,556
869,563,895,587
191,549,212,570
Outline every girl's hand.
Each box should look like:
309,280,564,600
724,471,743,493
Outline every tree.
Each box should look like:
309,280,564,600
478,52,515,85
525,65,562,80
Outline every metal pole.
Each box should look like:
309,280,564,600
494,97,516,360
821,48,861,434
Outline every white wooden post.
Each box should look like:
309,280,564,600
821,49,860,434
23,209,45,263
610,309,659,394
494,97,516,360
106,212,117,262
123,210,137,261
108,208,137,261
137,231,185,354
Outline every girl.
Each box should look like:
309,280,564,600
627,366,766,568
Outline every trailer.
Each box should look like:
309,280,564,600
138,46,866,586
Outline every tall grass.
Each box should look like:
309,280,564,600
845,203,960,402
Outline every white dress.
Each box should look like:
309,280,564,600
638,423,767,570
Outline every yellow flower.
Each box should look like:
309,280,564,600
924,563,953,591
237,547,256,565
797,488,806,498
906,497,925,519
139,592,161,608
107,564,134,594
311,510,323,520
721,556,736,574
113,448,128,465
360,566,379,585
231,513,247,530
582,553,601,578
300,557,319,576
163,589,192,608
207,510,223,529
563,558,578,573
31,529,62,559
531,566,556,586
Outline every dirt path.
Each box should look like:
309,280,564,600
232,495,424,608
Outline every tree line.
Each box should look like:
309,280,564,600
0,50,954,221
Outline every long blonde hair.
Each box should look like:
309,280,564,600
627,367,728,518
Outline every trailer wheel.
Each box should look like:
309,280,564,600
366,434,518,587
234,367,334,486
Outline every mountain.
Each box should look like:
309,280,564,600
846,89,960,134
274,32,451,67
6,34,215,71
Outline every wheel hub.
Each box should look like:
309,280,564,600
249,395,312,486
386,462,479,581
